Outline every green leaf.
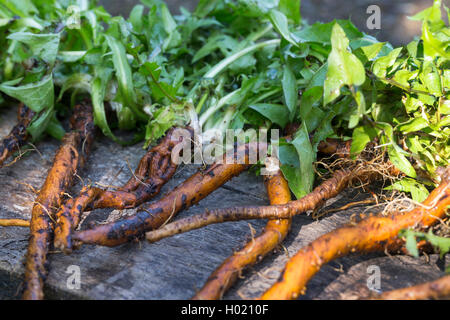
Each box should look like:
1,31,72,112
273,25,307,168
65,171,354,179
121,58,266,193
299,86,324,132
269,9,298,47
282,122,315,199
278,0,301,25
421,10,450,60
393,70,417,89
400,229,450,259
129,5,145,33
386,178,430,202
387,143,417,178
26,107,53,140
372,47,403,78
91,75,122,144
140,61,178,102
379,122,417,178
420,61,442,96
282,63,298,118
396,117,429,133
1,0,37,18
195,0,219,18
358,42,385,61
348,90,366,129
403,231,420,258
161,3,181,50
105,35,146,121
145,105,180,147
193,34,238,63
45,114,66,141
323,23,366,105
350,125,377,157
0,74,54,112
248,103,290,127
293,20,363,45
57,73,92,101
57,51,86,63
8,32,60,65
441,100,450,115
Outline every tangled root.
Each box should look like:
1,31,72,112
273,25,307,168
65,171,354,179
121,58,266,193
53,127,193,253
259,167,450,300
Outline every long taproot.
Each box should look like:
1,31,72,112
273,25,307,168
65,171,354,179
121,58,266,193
193,170,292,300
53,127,192,252
22,102,94,300
72,142,265,247
259,167,450,300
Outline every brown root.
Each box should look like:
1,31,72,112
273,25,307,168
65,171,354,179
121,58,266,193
145,162,399,243
372,274,450,300
259,167,450,300
53,127,192,252
72,142,265,247
0,219,30,227
192,170,292,300
22,101,94,300
0,104,35,168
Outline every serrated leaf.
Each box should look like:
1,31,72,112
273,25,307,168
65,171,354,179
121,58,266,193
396,117,429,133
299,86,324,132
385,178,429,202
27,107,53,140
420,61,442,96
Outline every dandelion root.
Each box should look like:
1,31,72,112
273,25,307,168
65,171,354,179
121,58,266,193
22,102,94,300
192,170,292,300
0,104,35,167
0,219,30,227
259,167,450,300
145,164,396,243
53,127,192,252
72,142,264,247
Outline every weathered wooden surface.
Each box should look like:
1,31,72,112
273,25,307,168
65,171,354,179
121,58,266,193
0,105,448,300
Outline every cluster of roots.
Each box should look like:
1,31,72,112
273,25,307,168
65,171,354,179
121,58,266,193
0,105,449,300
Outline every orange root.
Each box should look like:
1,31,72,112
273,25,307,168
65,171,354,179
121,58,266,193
193,170,292,300
53,127,192,252
22,102,94,300
72,142,265,247
0,219,30,227
259,167,450,300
